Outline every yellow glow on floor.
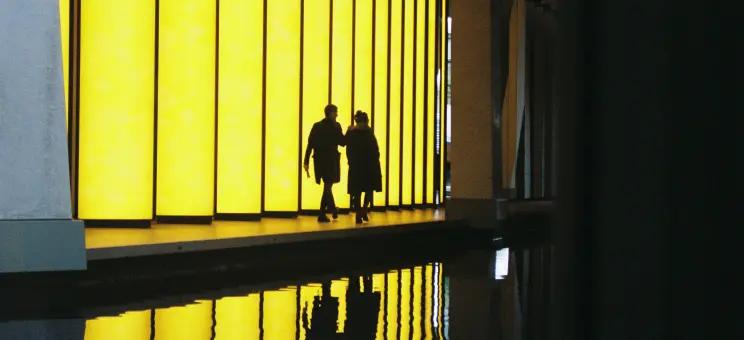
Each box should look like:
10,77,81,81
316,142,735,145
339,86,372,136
157,0,216,216
215,294,260,340
415,0,426,205
217,0,264,214
401,0,414,206
263,288,297,340
301,0,331,211
264,0,301,213
78,0,155,220
373,0,389,207
388,0,403,207
332,0,353,210
84,310,150,340
155,301,213,340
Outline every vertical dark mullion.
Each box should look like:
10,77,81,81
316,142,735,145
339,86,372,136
442,0,448,204
214,0,220,215
210,300,217,340
434,0,441,205
328,0,333,102
408,267,415,340
371,0,376,127
71,0,81,219
149,308,156,340
383,272,389,340
385,0,392,208
153,0,160,218
260,0,268,213
398,0,404,207
258,292,265,340
351,0,356,118
295,286,301,340
422,0,429,205
411,0,417,207
298,0,305,212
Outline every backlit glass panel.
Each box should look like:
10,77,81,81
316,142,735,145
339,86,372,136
373,0,389,207
331,0,353,209
414,0,425,205
401,0,414,206
388,0,402,206
154,301,213,340
85,310,150,340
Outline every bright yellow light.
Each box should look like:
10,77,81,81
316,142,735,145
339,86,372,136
157,0,216,216
265,0,300,213
399,268,411,339
215,294,260,340
301,0,330,211
373,0,389,207
440,0,447,204
299,284,323,339
424,264,433,339
332,0,353,210
78,0,154,220
415,0,426,205
427,0,436,204
412,266,423,338
263,288,297,340
331,279,349,333
402,0,414,206
387,271,399,339
59,0,68,128
373,273,386,339
84,310,150,340
355,0,373,113
217,0,263,214
388,0,402,207
155,301,213,340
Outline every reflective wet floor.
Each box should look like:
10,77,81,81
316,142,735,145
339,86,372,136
0,237,549,340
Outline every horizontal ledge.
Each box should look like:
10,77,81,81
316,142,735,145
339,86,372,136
155,216,213,224
84,220,151,228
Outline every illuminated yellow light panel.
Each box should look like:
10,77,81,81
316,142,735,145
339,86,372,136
299,285,322,340
301,0,330,211
217,0,263,214
399,269,412,339
78,0,154,220
355,0,373,115
157,0,216,216
331,0,353,209
412,266,423,338
265,0,300,212
84,310,151,340
415,0,426,205
440,0,447,204
388,0,403,206
59,0,68,128
264,289,297,340
424,264,434,339
373,0,389,207
215,294,260,340
331,279,349,333
155,301,213,340
387,270,400,339
402,0,415,206
427,0,436,204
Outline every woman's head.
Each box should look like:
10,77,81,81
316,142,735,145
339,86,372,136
354,110,369,125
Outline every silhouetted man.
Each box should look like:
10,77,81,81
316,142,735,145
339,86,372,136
304,104,346,222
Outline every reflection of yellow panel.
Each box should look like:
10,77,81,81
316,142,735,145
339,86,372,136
414,0,425,205
400,269,411,339
78,0,154,220
373,0,389,207
355,0,373,113
386,271,399,340
401,0,414,206
440,0,447,204
388,0,402,207
264,289,297,340
331,0,353,209
265,0,300,212
155,301,213,340
412,266,422,339
373,274,386,340
301,0,330,211
427,0,436,205
437,263,445,338
300,284,323,339
217,0,263,214
157,0,216,216
424,264,433,339
215,294,260,340
59,0,68,127
85,310,150,340
331,279,349,333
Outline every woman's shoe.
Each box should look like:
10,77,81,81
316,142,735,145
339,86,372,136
318,214,331,223
355,213,363,224
331,208,339,220
361,208,369,222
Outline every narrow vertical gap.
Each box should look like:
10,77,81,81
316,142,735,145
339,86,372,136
153,0,160,218
385,0,392,207
214,0,220,215
210,300,217,340
149,308,155,340
298,0,305,212
295,286,301,340
71,0,81,219
259,292,265,340
411,0,417,207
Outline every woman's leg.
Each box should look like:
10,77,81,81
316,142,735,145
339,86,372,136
353,192,363,223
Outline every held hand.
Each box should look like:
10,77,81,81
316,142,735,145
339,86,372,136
303,162,310,177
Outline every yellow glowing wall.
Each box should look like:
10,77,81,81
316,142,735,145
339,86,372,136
331,0,353,209
414,0,425,205
424,264,433,339
78,0,154,220
215,294,260,340
59,0,68,127
265,0,300,213
400,268,412,339
157,0,216,216
85,310,151,340
427,0,436,204
401,0,414,206
387,270,399,339
217,0,263,214
355,0,373,113
373,0,389,207
263,289,297,340
388,0,402,206
155,301,213,340
440,0,447,204
301,0,330,211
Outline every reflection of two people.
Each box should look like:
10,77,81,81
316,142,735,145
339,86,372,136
302,276,381,340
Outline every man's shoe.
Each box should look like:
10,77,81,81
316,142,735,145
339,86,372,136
331,208,339,220
318,215,331,223
355,215,363,224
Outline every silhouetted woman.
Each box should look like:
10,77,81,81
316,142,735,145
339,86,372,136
346,111,382,224
304,104,346,222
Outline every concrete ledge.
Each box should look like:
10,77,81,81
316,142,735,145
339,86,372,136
445,198,502,229
0,220,86,273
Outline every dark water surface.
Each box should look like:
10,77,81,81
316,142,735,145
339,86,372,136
0,239,549,340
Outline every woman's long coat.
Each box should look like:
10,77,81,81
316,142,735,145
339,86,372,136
345,126,382,194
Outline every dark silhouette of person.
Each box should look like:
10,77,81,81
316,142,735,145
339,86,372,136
304,104,346,223
345,111,382,224
302,281,342,340
344,275,382,340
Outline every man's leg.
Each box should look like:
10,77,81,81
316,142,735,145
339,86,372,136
318,180,331,222
325,182,337,216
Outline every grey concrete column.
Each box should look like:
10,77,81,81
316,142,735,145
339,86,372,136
0,0,85,273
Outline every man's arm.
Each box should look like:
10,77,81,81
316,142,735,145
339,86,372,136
304,125,315,166
337,123,347,146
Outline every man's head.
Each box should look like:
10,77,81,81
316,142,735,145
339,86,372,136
324,104,338,121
